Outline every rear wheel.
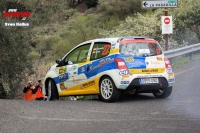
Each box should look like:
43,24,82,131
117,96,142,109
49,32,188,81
153,87,172,98
128,89,138,95
47,79,59,100
99,76,121,102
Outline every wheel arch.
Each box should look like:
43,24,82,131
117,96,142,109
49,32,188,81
98,74,117,90
44,78,51,95
44,78,58,96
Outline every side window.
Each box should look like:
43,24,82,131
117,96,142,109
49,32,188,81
65,44,91,64
90,42,111,61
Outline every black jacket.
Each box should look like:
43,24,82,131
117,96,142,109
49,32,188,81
23,86,35,94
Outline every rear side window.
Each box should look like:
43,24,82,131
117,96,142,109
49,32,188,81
90,42,111,60
119,42,162,57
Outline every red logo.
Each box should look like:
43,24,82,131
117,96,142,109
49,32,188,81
3,9,31,20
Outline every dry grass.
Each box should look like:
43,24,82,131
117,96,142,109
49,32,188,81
29,60,55,83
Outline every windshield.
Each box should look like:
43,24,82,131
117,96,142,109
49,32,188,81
119,42,162,57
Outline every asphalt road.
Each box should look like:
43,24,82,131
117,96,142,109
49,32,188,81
1,59,200,133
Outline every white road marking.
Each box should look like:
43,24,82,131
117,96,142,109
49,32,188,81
18,115,200,121
175,66,200,75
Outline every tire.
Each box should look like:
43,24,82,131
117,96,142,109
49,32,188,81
128,89,138,95
47,79,59,101
99,76,121,102
153,86,172,98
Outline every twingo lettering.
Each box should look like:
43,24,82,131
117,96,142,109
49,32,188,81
142,69,158,73
82,80,95,88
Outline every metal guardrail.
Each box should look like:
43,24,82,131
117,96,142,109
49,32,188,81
164,43,200,59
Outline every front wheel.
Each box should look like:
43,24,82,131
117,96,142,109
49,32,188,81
99,76,121,102
153,86,172,98
47,79,59,101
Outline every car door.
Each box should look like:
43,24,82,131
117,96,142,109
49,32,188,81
59,43,94,96
83,42,114,92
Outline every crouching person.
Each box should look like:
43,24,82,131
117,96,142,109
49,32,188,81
23,81,35,100
34,80,45,101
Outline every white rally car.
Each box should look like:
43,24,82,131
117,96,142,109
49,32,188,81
43,36,175,102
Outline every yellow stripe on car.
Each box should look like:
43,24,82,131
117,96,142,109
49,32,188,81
129,68,165,74
58,76,101,96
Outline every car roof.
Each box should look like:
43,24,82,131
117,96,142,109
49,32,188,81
78,36,157,46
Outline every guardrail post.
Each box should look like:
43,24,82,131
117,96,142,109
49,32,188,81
190,52,192,60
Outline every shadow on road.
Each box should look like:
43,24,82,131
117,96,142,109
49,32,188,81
118,93,158,102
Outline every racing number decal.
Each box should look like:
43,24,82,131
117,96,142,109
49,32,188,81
102,44,111,56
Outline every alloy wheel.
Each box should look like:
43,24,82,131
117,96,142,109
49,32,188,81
100,78,113,99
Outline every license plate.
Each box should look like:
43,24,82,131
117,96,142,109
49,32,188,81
139,78,159,84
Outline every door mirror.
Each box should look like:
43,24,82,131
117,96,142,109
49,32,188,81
68,61,73,65
56,58,62,64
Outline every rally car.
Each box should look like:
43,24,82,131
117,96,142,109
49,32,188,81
43,36,175,102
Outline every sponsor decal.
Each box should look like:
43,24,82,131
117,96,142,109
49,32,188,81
168,78,175,83
121,81,129,84
111,43,116,49
60,82,66,90
67,65,72,71
119,70,129,75
111,43,116,47
73,65,78,70
150,61,162,65
69,75,74,79
59,73,67,80
82,80,95,88
146,62,149,65
90,65,98,71
119,85,128,89
59,66,67,74
73,78,83,83
142,69,158,72
166,68,173,73
168,73,174,77
157,57,163,61
138,49,150,54
125,57,134,62
81,67,85,72
137,75,162,78
130,61,143,65
122,75,129,79
90,58,114,71
129,68,165,74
